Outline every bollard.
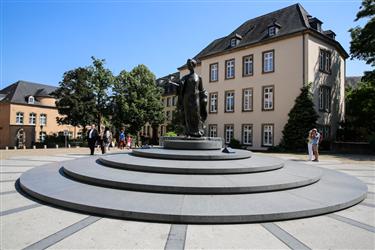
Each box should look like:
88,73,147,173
68,144,71,148
14,146,17,150
5,146,8,150
44,145,47,149
33,145,36,149
56,144,59,149
23,145,26,150
76,146,80,148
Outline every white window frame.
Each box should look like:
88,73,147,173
263,86,274,110
209,93,218,113
29,113,36,125
243,55,253,76
243,88,253,111
210,63,218,82
226,59,235,79
40,113,47,126
16,112,24,124
242,124,253,145
28,96,35,104
225,91,235,112
208,124,218,138
263,51,274,73
224,124,234,144
268,26,276,36
262,124,274,146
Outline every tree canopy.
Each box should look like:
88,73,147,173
349,0,375,82
280,84,318,151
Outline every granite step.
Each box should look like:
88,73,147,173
20,161,367,224
98,153,283,174
62,157,322,194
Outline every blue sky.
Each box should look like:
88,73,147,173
1,0,371,88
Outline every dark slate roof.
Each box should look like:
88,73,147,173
156,72,180,96
179,3,347,69
0,80,57,105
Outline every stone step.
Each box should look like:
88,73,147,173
20,162,367,224
62,157,322,194
131,147,252,160
98,153,283,174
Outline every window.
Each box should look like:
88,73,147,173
166,111,171,121
208,124,218,138
230,38,238,47
209,92,218,113
40,114,47,126
167,97,171,107
318,125,331,140
242,88,253,111
28,96,35,104
262,124,274,146
262,86,274,111
209,63,218,82
263,50,274,73
16,112,24,124
29,113,36,125
224,124,234,144
39,131,47,142
319,86,331,112
319,49,331,73
225,91,235,112
172,96,177,106
225,59,235,79
268,26,276,36
243,55,253,76
242,124,253,145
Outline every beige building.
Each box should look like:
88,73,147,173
174,3,347,150
0,81,79,148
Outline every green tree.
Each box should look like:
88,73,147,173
349,0,375,82
53,57,114,132
113,65,164,136
280,84,318,151
166,110,184,135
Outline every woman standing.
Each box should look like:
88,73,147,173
307,130,314,161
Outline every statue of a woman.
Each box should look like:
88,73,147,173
168,59,207,137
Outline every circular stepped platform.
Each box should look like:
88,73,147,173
98,153,283,174
62,157,322,194
20,161,367,224
132,147,252,160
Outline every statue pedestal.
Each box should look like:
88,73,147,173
161,136,223,150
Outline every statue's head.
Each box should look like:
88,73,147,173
187,59,197,71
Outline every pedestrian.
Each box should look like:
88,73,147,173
126,135,132,149
102,127,111,153
87,124,98,155
307,129,314,161
119,129,126,150
311,128,320,162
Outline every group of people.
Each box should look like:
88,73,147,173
307,128,321,162
87,125,133,155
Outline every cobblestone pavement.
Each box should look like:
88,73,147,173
1,148,374,249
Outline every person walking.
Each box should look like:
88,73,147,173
119,129,126,150
311,128,320,162
103,127,112,153
87,124,98,155
307,129,314,161
126,135,132,149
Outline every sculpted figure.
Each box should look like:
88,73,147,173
167,59,208,137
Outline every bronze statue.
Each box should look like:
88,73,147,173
166,59,208,137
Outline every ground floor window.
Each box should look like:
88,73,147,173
262,124,274,146
242,124,253,145
224,124,234,144
39,131,47,142
208,124,217,137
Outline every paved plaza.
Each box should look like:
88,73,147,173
1,148,374,249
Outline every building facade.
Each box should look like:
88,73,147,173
0,81,79,148
175,4,347,150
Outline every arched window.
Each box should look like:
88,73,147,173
28,96,35,104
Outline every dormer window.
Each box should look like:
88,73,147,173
229,34,242,48
28,96,35,104
308,17,323,33
268,19,281,37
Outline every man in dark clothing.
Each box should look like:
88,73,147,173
87,124,99,155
